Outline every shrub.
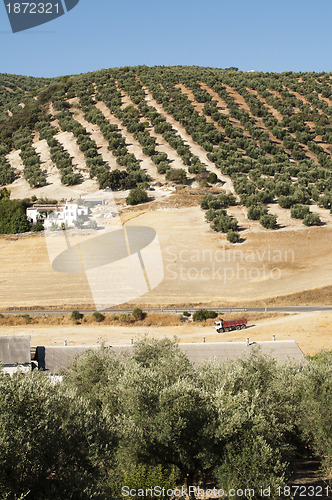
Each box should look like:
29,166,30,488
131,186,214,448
247,205,268,220
290,204,310,219
201,194,213,209
126,188,149,206
278,196,295,209
88,219,98,230
92,311,105,323
207,172,218,183
298,352,332,476
215,435,286,496
303,213,321,226
189,163,206,174
202,193,237,210
318,193,332,209
193,309,218,322
0,370,115,497
31,222,44,232
119,464,176,499
211,213,239,233
74,218,84,228
157,161,170,174
71,310,84,322
61,172,82,186
19,314,32,324
227,230,240,243
119,314,132,323
132,307,145,321
50,222,59,232
260,214,277,229
165,168,187,184
0,199,31,234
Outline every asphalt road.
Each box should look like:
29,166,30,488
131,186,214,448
1,305,332,316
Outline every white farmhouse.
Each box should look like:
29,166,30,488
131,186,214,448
27,201,89,229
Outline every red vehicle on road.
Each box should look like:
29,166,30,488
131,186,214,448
214,318,247,333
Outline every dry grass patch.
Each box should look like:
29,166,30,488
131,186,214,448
0,312,183,328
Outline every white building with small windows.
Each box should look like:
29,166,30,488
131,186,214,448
27,201,89,229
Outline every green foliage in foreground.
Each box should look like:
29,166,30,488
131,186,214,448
0,340,331,499
0,370,116,499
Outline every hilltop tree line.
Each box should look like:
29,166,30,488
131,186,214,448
0,339,330,499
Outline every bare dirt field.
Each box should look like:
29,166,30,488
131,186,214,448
1,197,332,310
0,311,331,356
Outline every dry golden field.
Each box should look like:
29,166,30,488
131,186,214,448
1,198,332,311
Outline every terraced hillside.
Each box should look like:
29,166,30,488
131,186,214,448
1,66,332,240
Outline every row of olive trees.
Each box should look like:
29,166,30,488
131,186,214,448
201,193,241,241
50,85,116,189
35,117,82,186
230,81,332,167
114,72,206,174
12,127,47,188
80,93,141,171
0,72,49,122
55,105,147,191
79,94,150,190
0,143,16,185
94,76,188,185
134,69,290,209
201,192,278,234
135,67,331,213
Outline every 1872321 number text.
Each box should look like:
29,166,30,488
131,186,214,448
6,3,60,14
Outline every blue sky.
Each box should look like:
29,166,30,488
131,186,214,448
1,0,331,77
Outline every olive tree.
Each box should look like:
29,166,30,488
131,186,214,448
0,371,116,498
126,187,149,205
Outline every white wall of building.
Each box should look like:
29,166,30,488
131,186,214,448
27,202,89,229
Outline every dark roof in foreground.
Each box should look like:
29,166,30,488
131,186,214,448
37,340,306,374
0,336,31,365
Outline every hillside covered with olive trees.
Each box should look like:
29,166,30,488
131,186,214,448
1,67,332,237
